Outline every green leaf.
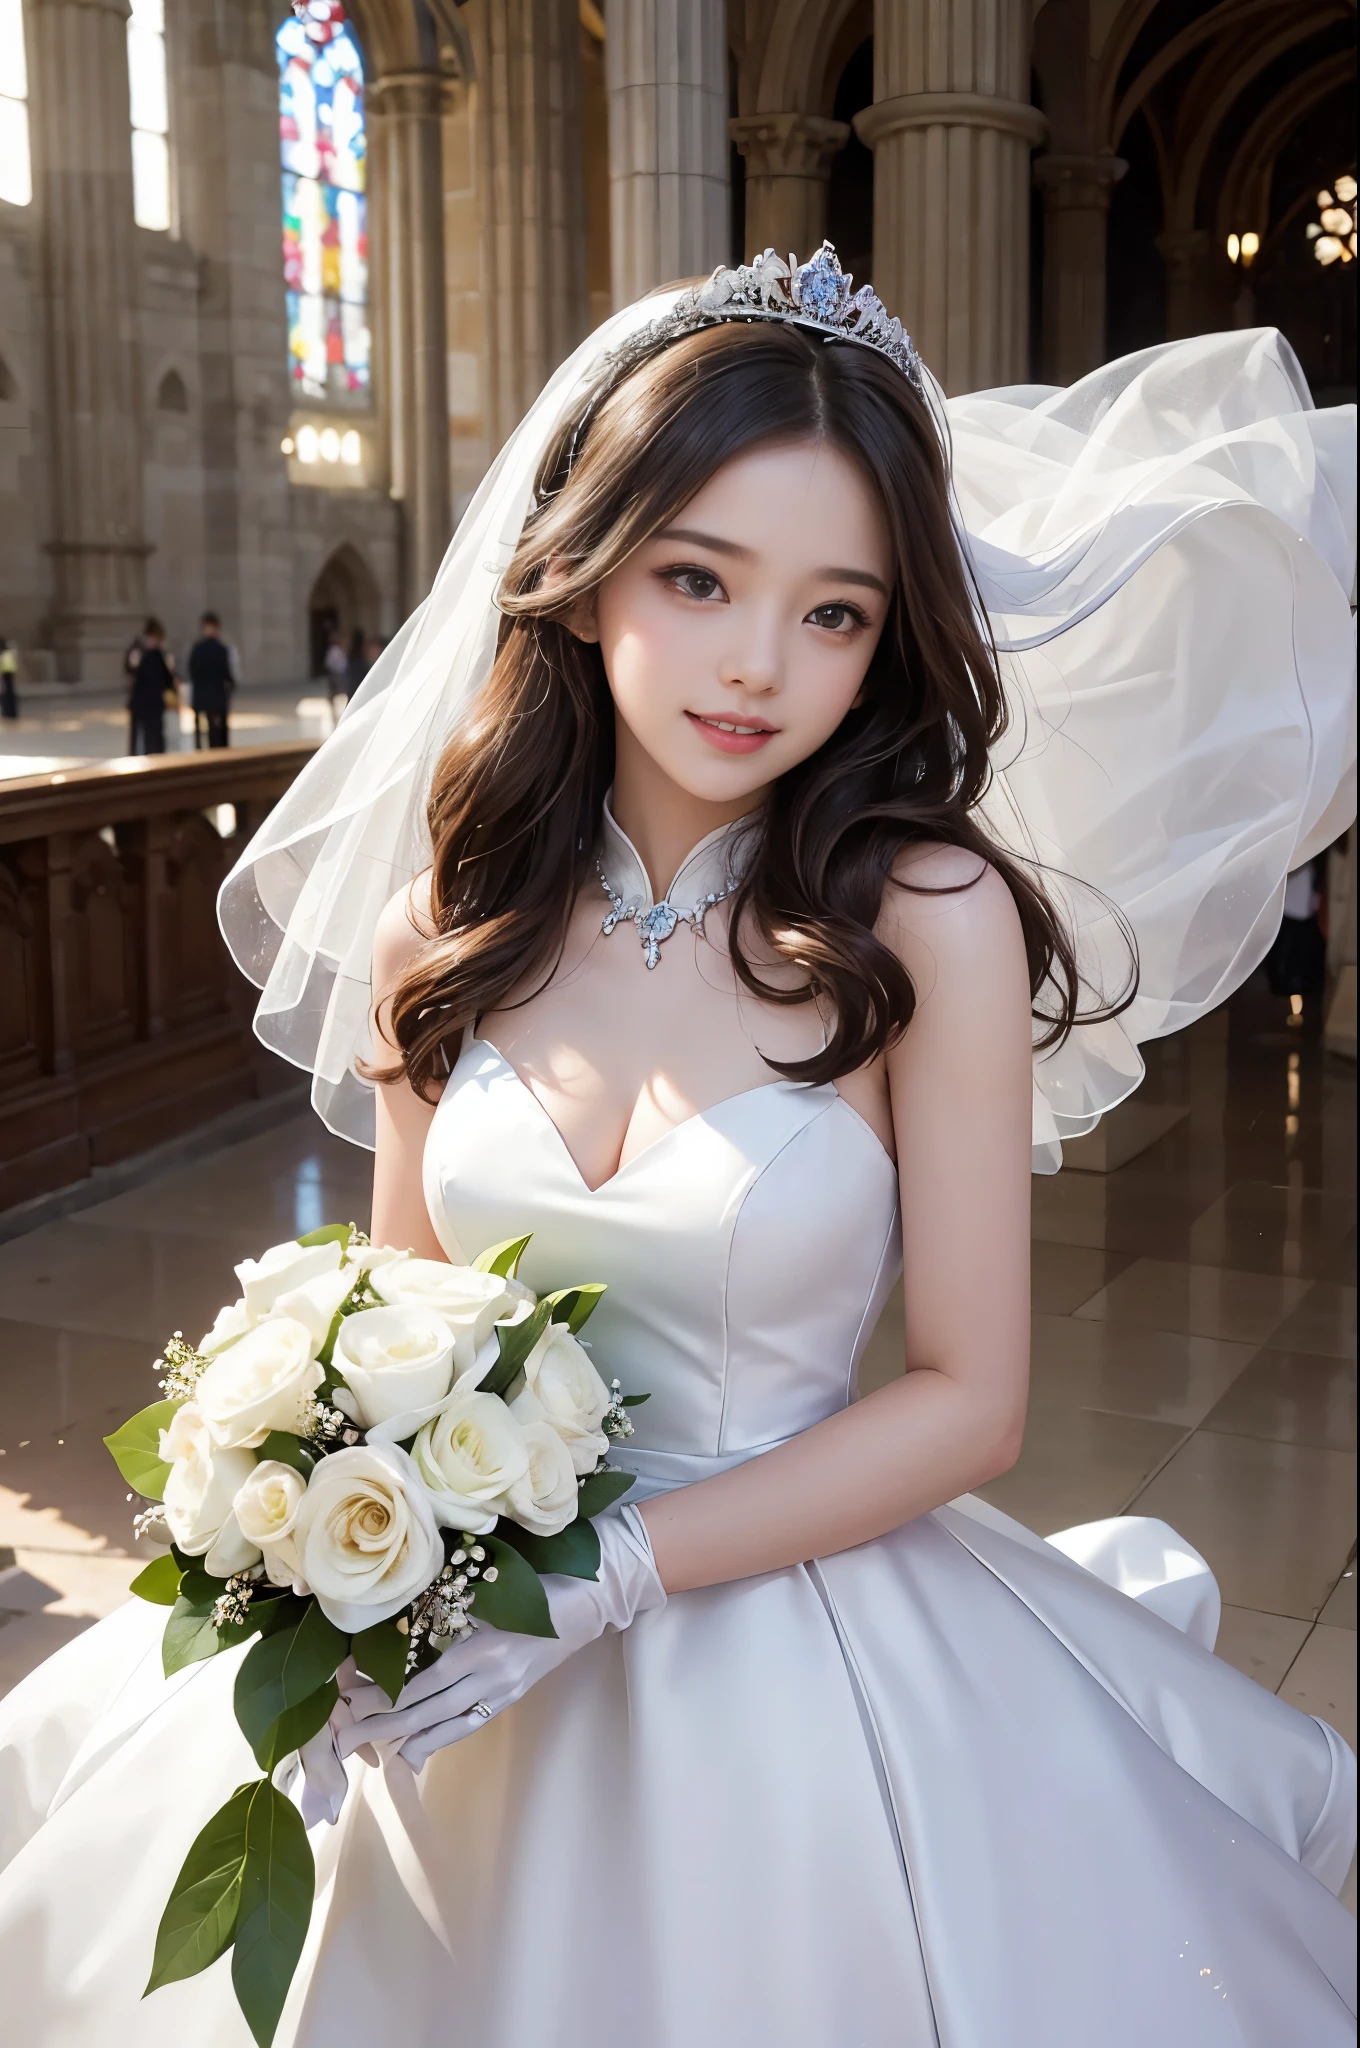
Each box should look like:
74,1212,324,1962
145,1783,253,1995
316,1285,361,1369
104,1398,181,1500
162,1581,302,1678
255,1431,315,1475
621,1392,651,1407
468,1534,557,1638
575,1469,636,1519
480,1298,552,1400
231,1780,316,2048
248,1677,338,1773
351,1617,410,1704
163,1586,224,1676
543,1283,607,1334
295,1224,351,1250
130,1552,183,1606
472,1233,533,1278
495,1516,601,1580
234,1605,349,1764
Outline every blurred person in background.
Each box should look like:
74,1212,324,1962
323,630,349,708
124,618,177,756
1264,857,1328,998
0,637,17,721
187,611,235,749
344,626,370,700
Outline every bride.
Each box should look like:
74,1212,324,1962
0,249,1355,2046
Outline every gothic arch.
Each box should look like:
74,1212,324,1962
747,0,869,116
306,539,382,678
1161,5,1348,231
155,367,190,412
1215,51,1356,243
336,0,472,79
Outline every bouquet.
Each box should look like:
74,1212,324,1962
103,1224,645,2046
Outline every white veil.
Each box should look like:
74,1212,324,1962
219,296,1357,1170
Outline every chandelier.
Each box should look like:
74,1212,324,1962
1306,174,1356,267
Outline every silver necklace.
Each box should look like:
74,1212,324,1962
595,858,737,970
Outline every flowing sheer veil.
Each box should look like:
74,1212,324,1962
219,293,1356,1170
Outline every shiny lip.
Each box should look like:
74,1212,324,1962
685,711,779,755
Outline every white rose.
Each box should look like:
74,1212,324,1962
234,1459,308,1589
292,1442,444,1631
160,1403,259,1564
410,1385,530,1533
371,1258,520,1374
521,1322,611,1474
200,1298,252,1356
234,1238,342,1321
343,1241,406,1276
195,1316,324,1450
269,1265,355,1350
333,1305,456,1429
503,1392,580,1535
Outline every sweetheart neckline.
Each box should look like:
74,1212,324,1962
465,1037,894,1196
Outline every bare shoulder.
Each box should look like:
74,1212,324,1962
876,842,1028,1006
372,868,437,992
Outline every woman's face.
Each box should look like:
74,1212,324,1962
584,437,893,809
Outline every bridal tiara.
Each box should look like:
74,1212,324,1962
536,243,923,507
662,242,923,387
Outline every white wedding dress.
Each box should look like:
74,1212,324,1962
0,942,1355,2044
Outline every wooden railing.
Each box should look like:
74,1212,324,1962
0,744,318,1213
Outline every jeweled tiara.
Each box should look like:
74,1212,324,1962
668,242,923,386
537,244,922,508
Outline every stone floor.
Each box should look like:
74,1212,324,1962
0,975,1354,1897
0,681,336,780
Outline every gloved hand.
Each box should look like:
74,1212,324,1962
288,1658,378,1828
336,1505,666,1772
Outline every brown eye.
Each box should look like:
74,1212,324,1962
669,568,723,602
808,603,863,632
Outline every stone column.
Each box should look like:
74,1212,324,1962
469,0,588,450
29,0,150,682
854,0,1047,396
1156,227,1212,341
1033,152,1126,384
371,70,451,601
730,113,848,262
174,0,296,684
606,0,728,306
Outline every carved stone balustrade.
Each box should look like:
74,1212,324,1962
0,744,318,1213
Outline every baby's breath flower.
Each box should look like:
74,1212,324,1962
157,1332,208,1403
306,1398,354,1450
602,1377,635,1442
211,1571,260,1629
406,1543,483,1668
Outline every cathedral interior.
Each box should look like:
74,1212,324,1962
0,0,1353,688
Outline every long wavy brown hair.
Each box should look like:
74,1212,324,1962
378,317,1134,1100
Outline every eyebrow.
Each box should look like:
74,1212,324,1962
659,527,890,598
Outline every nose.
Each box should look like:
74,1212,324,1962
717,603,783,698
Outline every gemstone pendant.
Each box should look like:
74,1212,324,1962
640,901,679,969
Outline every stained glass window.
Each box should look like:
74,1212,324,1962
278,2,369,406
128,0,171,231
0,0,32,209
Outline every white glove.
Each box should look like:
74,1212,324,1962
288,1658,377,1828
336,1506,665,1772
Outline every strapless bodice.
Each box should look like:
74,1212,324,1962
423,1038,901,1491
